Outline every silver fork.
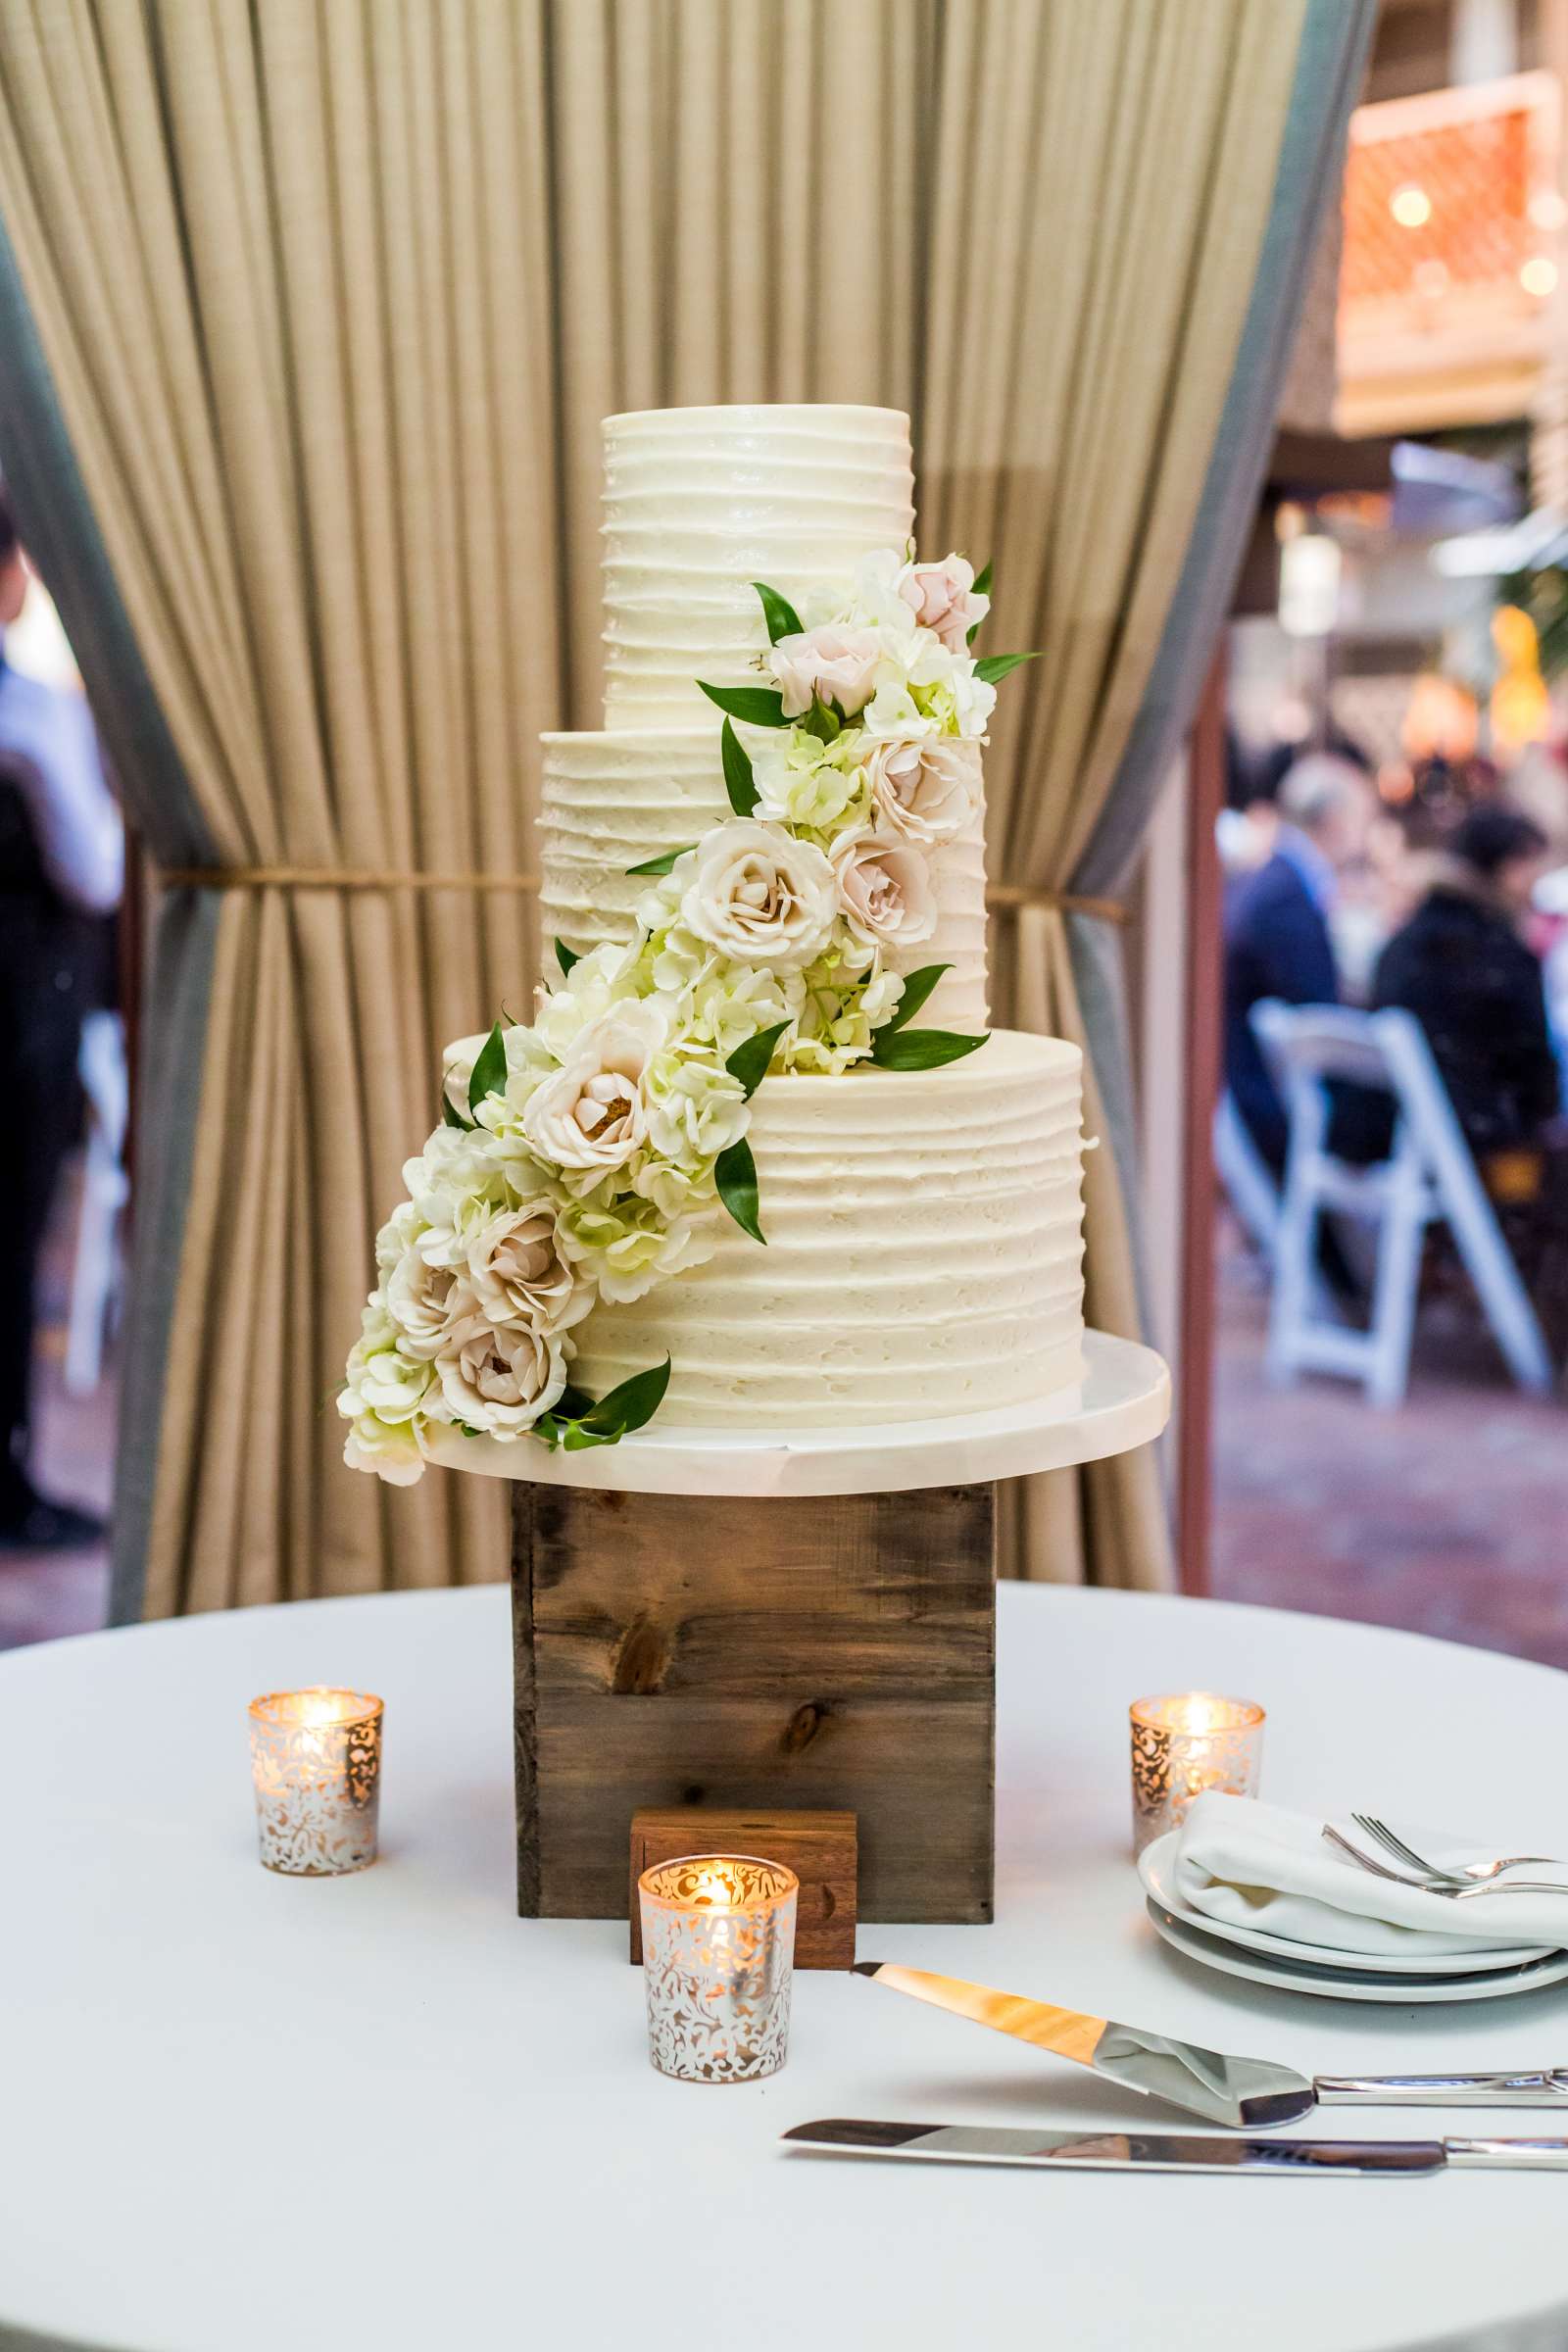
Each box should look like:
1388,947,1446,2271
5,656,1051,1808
1352,1814,1566,1887
1322,1824,1568,1900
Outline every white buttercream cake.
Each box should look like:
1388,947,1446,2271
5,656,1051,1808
539,403,1086,1429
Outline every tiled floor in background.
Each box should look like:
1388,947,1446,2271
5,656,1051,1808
1211,1220,1568,1668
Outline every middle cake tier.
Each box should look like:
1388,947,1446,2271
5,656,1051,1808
567,1029,1086,1428
539,727,989,1029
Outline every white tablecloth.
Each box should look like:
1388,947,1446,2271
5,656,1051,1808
3,1583,1566,2352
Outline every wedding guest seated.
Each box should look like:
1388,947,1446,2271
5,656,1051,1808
0,484,122,1550
1372,804,1558,1168
1223,753,1373,1174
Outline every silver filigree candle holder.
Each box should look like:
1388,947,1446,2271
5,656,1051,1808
248,1689,384,1875
638,1854,798,2082
1130,1691,1264,1856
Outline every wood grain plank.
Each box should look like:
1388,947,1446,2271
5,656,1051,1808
513,1481,996,1924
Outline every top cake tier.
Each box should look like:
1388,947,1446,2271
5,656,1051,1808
601,404,915,727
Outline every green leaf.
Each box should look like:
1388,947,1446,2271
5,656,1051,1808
534,1364,671,1451
441,1092,472,1131
577,1355,672,1437
625,843,696,876
699,680,789,727
753,579,804,644
554,938,580,979
967,560,993,646
720,716,760,816
800,695,842,743
725,1019,791,1099
881,963,951,1035
466,1021,507,1113
974,650,1041,687
714,1134,765,1244
870,1027,990,1071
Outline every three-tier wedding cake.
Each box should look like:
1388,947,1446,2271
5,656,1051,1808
342,405,1087,1476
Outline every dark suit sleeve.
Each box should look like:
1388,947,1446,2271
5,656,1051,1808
1255,877,1338,1007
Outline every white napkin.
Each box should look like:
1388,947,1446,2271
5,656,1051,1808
1158,1793,1568,1959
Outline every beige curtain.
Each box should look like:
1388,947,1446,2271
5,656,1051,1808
0,0,1326,1614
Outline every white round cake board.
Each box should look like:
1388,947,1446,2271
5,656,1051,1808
423,1326,1169,1497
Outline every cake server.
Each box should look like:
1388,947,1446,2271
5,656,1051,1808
782,2118,1568,2175
853,1962,1568,2129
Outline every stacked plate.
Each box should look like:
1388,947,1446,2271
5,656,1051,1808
1138,1832,1568,2004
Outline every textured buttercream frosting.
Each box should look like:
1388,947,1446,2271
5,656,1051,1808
570,1032,1086,1425
538,728,988,1028
601,405,914,725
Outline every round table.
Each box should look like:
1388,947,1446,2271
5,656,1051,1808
4,1585,1566,2352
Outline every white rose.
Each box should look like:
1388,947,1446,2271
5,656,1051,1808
679,821,837,969
770,623,884,718
520,1002,669,1175
436,1313,567,1436
899,554,989,653
832,833,937,950
465,1200,589,1334
645,1057,750,1168
864,734,982,846
387,1246,475,1360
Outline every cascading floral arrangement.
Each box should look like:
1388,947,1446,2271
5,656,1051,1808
340,551,1038,1483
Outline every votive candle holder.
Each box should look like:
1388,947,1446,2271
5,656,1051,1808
1130,1691,1264,1855
247,1688,384,1876
638,1854,798,2083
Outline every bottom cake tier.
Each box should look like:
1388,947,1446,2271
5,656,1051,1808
570,1028,1086,1426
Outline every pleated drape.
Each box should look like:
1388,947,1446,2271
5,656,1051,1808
0,0,1370,1615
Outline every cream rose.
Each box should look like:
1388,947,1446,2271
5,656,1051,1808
771,623,884,718
436,1313,567,1436
864,734,981,846
679,821,837,969
386,1248,474,1361
832,833,937,950
465,1200,589,1334
520,1003,668,1175
898,554,989,653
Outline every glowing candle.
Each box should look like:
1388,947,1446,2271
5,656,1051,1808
247,1688,383,1876
638,1853,799,2083
1129,1691,1264,1856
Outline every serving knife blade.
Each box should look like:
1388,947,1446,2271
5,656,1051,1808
853,1962,1568,2129
782,2119,1568,2175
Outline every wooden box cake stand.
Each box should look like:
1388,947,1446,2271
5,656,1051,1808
429,1328,1168,1927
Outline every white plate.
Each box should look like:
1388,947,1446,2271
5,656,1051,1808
1138,1831,1552,1977
1148,1898,1568,2004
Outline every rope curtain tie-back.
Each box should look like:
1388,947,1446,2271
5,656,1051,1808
156,865,1128,923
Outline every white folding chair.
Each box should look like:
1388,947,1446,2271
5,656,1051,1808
1250,1000,1555,1408
1213,1090,1282,1263
65,1008,129,1396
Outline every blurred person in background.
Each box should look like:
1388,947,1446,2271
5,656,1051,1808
0,483,122,1549
1223,751,1375,1174
1372,805,1557,1169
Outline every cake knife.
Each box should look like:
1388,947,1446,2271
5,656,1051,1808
853,1962,1568,2129
782,2118,1568,2174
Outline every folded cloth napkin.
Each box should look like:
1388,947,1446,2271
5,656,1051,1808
1157,1793,1568,1959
